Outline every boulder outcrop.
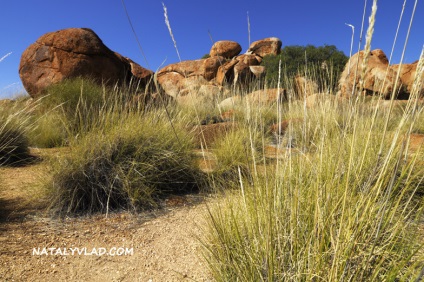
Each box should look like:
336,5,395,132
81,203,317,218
218,38,281,86
157,37,282,103
293,75,319,98
232,54,262,85
391,61,424,97
156,56,228,104
338,49,402,99
219,88,286,109
19,30,285,104
19,28,153,98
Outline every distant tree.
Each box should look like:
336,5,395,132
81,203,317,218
261,44,348,91
201,54,211,59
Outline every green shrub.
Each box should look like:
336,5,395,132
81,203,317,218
261,44,348,90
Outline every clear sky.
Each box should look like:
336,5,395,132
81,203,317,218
0,0,422,99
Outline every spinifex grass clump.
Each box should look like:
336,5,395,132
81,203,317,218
29,77,153,147
28,111,67,148
0,119,30,166
47,110,205,216
40,77,106,118
209,126,262,187
24,78,107,148
203,93,424,280
0,102,34,166
36,78,107,144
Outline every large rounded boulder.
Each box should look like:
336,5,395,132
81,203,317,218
19,28,153,98
246,37,282,58
210,41,242,59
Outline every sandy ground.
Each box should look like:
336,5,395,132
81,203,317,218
0,148,213,281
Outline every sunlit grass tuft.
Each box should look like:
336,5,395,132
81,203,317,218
0,100,35,166
202,93,424,280
46,98,206,216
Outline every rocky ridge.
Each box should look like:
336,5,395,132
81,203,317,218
18,28,424,104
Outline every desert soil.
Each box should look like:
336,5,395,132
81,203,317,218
0,148,213,281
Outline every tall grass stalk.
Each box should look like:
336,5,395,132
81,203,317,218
120,0,150,68
334,3,377,274
247,11,251,46
163,2,181,62
0,52,12,63
379,0,419,157
358,0,377,98
349,0,369,98
276,59,283,172
387,0,407,64
345,23,355,76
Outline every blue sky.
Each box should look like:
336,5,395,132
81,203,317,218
0,0,422,99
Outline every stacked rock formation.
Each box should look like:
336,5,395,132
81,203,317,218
156,37,282,104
